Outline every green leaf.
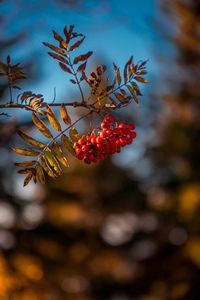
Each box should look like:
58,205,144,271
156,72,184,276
69,127,79,143
61,134,75,156
45,149,62,176
52,141,69,167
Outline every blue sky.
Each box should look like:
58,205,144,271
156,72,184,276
0,0,160,103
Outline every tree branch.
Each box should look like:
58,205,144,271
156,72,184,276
0,100,97,110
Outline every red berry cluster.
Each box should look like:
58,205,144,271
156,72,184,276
74,115,137,164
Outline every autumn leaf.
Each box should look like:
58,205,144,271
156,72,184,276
60,104,71,125
32,113,53,138
46,105,62,131
73,51,93,64
12,148,40,156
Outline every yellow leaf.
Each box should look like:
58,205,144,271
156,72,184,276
45,149,62,176
52,141,69,167
60,104,71,125
69,127,79,143
17,130,45,148
61,134,75,156
46,105,61,131
12,147,39,156
15,160,37,167
40,155,56,178
35,163,45,184
32,112,52,138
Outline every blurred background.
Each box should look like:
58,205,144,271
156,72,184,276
0,0,200,299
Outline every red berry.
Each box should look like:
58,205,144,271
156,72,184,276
118,123,126,129
91,136,97,144
77,152,84,160
78,137,86,145
128,123,136,131
82,145,89,152
129,131,137,139
105,115,113,123
75,147,82,155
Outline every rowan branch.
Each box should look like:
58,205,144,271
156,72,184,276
0,100,98,111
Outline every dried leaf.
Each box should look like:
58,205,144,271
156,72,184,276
60,104,71,125
129,63,135,77
113,63,121,85
127,86,139,105
35,164,45,184
17,130,45,149
61,134,75,156
59,63,72,74
14,161,37,167
70,79,76,84
48,52,68,64
69,37,85,51
131,81,140,92
135,76,148,83
114,92,127,102
77,61,87,72
52,141,69,167
136,70,147,75
43,42,66,56
139,59,148,68
69,128,79,143
32,112,53,138
23,173,33,187
46,105,62,131
120,89,126,96
124,56,133,83
73,51,93,64
17,168,34,174
52,30,64,44
12,147,40,156
20,91,33,104
96,65,106,76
